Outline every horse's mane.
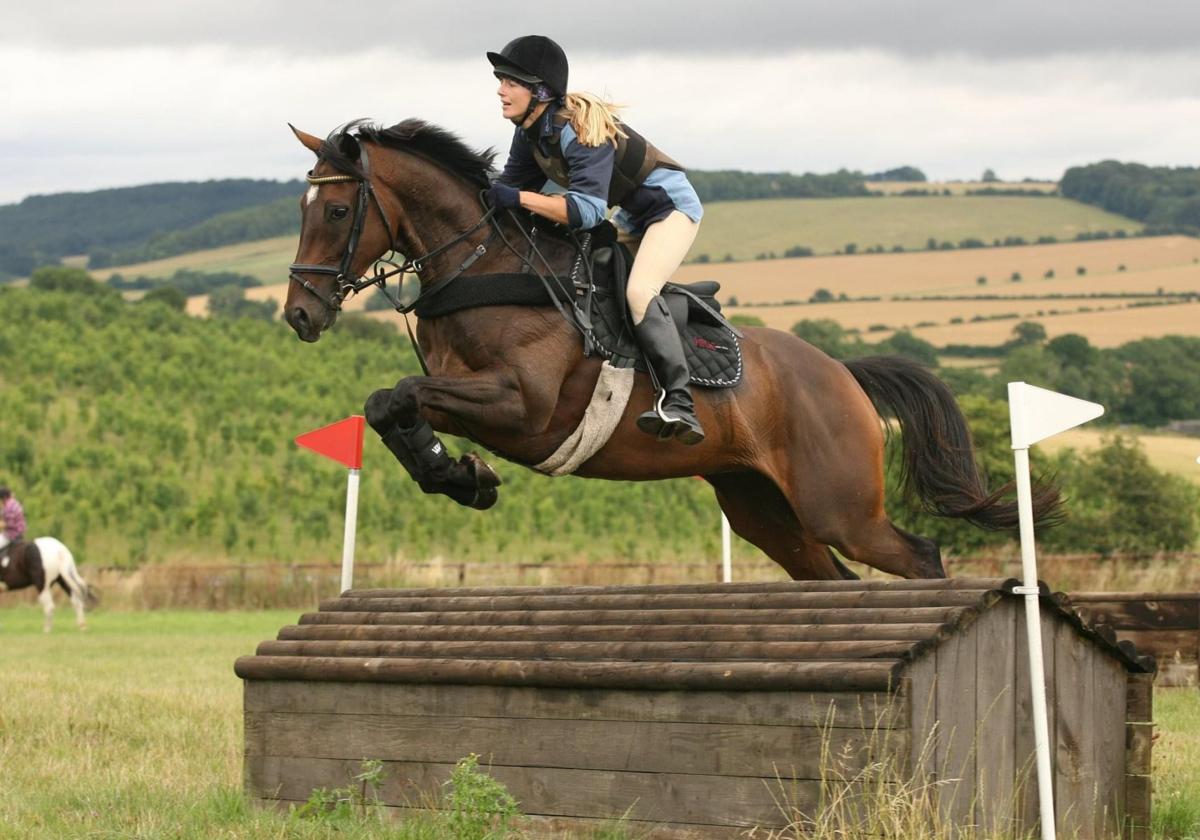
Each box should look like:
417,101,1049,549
318,118,497,188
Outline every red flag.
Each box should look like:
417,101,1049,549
295,415,365,470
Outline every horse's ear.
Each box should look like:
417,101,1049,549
289,124,323,155
337,132,361,161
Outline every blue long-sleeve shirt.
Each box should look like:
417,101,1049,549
496,103,702,235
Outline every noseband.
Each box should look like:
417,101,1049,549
287,145,497,313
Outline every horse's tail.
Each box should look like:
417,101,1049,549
37,538,98,607
843,355,1061,530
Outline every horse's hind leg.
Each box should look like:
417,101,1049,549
57,577,87,630
706,471,858,581
789,467,947,580
38,586,55,634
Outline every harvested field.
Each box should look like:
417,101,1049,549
728,298,1146,334
896,300,1200,348
674,236,1200,304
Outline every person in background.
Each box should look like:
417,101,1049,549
0,486,26,556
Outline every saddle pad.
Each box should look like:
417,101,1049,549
586,286,742,388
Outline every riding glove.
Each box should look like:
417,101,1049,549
485,182,522,210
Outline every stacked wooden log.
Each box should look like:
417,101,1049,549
236,578,1154,839
1069,591,1199,687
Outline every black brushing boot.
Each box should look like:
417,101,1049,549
633,296,705,445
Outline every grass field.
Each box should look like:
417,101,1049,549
690,195,1136,262
0,608,1195,839
91,235,299,286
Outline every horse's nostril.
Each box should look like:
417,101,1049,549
289,307,310,329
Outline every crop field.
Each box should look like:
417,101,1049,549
0,607,1195,839
897,300,1200,347
677,236,1200,303
736,298,1200,346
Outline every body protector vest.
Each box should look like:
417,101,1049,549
531,111,685,207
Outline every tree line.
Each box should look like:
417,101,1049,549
1060,160,1200,235
0,179,302,280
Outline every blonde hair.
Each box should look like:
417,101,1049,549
561,92,628,147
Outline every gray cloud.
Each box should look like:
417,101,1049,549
7,0,1200,58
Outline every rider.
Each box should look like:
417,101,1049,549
0,486,25,557
484,35,706,445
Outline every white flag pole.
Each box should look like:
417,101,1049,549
1007,381,1104,840
341,468,360,594
721,513,732,583
1011,445,1057,840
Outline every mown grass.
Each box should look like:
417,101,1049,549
0,608,1196,838
691,195,1138,263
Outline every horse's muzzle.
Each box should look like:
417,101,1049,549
285,305,326,342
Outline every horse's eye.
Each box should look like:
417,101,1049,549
330,206,349,221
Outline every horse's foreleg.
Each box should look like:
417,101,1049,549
38,586,55,634
365,373,524,510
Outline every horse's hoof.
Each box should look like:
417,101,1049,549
462,453,502,510
463,453,502,488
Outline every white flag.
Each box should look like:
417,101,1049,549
1008,382,1105,449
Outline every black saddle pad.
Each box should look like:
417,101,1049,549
412,224,742,389
584,246,742,388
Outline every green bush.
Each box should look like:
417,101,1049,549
1044,437,1200,554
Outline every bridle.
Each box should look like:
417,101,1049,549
287,136,595,371
287,144,497,313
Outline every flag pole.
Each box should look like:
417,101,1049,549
1007,381,1103,840
721,513,732,583
295,415,366,596
341,468,360,594
1012,444,1056,840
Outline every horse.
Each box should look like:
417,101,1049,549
0,537,94,632
283,119,1060,581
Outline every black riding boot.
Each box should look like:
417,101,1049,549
633,296,705,445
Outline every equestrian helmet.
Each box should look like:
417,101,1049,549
487,35,568,98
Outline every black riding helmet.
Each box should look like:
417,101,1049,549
487,35,568,98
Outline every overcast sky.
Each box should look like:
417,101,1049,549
3,0,1199,204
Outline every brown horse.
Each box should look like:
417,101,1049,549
284,120,1058,580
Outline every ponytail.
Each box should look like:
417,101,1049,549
561,92,628,147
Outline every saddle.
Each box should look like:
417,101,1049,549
413,220,743,388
